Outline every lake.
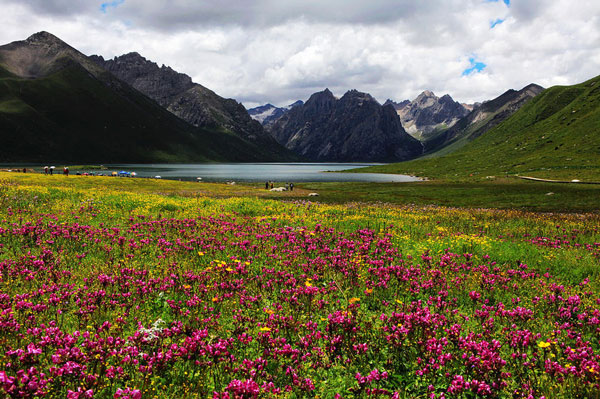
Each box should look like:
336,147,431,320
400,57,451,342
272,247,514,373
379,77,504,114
2,163,420,183
105,163,419,183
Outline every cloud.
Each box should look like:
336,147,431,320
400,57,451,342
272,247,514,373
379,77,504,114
0,0,599,107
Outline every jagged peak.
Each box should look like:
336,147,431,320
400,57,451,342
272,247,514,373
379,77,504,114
342,89,374,101
384,99,410,108
307,88,336,102
418,90,436,98
115,52,147,62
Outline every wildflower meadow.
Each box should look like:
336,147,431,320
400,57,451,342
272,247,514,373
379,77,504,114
0,173,599,398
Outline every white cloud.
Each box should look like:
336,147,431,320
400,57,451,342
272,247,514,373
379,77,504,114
0,0,599,107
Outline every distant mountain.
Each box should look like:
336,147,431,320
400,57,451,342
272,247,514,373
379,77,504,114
269,89,423,162
247,100,303,128
0,32,286,163
425,83,544,154
383,99,410,111
388,91,470,140
356,75,600,181
90,52,291,158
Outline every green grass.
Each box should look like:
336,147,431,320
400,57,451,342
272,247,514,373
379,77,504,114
2,168,600,398
356,75,600,181
5,171,599,213
293,178,600,212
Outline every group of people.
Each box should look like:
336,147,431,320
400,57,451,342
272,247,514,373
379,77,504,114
265,181,294,191
43,166,69,176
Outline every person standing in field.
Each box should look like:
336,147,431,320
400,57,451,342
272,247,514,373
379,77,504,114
44,166,48,175
290,182,294,191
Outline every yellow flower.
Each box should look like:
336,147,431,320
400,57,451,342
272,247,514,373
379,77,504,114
260,327,271,332
212,296,219,302
538,341,551,348
197,251,204,256
349,297,360,304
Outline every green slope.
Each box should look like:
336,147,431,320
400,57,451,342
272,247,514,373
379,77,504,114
356,75,600,181
0,61,286,163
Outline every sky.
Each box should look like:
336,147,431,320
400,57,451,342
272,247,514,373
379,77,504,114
1,0,599,108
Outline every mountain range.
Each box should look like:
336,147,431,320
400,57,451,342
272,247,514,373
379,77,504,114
268,89,423,162
359,75,600,180
2,31,595,174
384,91,471,140
0,32,290,163
247,101,303,128
89,52,287,156
424,83,544,155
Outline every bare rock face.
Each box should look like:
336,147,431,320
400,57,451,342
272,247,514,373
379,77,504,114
269,89,423,162
90,53,194,108
91,53,276,146
392,91,470,139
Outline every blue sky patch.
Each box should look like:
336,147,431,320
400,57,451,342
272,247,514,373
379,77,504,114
462,57,487,76
490,18,505,28
100,0,124,13
485,0,510,6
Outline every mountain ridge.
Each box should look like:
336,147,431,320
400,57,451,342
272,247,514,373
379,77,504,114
247,100,304,128
388,91,470,140
269,88,423,162
424,83,545,155
0,32,286,163
352,76,599,180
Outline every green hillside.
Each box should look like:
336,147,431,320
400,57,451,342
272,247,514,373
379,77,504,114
357,75,600,181
0,62,287,163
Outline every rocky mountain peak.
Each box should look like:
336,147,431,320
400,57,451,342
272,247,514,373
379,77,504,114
439,94,454,103
390,90,469,139
522,83,544,97
384,99,411,110
26,31,65,46
247,100,305,128
92,52,194,106
91,50,281,148
269,88,423,162
305,89,336,110
288,100,304,108
414,90,438,107
0,30,105,79
341,89,375,102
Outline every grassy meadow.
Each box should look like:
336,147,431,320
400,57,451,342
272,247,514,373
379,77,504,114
1,172,599,398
